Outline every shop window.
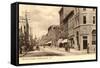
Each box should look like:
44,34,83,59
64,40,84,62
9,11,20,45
92,30,96,45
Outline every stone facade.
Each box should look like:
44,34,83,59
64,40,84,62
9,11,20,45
59,7,96,52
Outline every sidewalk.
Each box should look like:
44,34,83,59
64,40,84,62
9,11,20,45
41,46,93,56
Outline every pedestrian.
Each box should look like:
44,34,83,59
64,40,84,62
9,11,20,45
36,45,40,51
87,43,89,54
65,43,68,52
78,44,80,51
67,42,70,52
65,42,70,52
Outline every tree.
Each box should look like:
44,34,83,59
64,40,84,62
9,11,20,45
19,28,25,54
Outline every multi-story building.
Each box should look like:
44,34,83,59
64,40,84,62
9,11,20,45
40,25,61,47
59,7,96,52
47,25,61,46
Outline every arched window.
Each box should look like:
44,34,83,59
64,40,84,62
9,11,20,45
92,30,96,45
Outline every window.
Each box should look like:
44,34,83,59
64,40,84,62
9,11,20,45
83,36,87,40
53,27,55,29
92,30,96,45
83,16,86,24
93,16,95,24
83,8,86,11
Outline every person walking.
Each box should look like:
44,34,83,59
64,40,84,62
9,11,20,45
67,42,70,52
65,42,70,52
87,43,90,54
65,43,68,52
36,45,40,51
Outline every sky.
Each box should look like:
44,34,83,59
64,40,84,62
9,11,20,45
19,4,61,39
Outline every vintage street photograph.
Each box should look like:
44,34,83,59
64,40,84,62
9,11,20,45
19,4,96,64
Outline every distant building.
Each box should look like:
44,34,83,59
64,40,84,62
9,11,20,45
19,12,30,50
39,35,48,46
59,7,96,52
19,16,26,34
47,25,61,46
40,25,61,47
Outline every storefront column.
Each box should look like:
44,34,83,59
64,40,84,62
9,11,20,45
80,35,83,50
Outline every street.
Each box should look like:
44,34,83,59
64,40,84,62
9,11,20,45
19,46,96,64
20,46,93,57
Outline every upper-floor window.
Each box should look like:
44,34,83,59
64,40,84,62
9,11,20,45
93,16,95,24
83,8,86,11
83,16,86,24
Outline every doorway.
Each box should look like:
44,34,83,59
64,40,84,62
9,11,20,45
83,36,87,49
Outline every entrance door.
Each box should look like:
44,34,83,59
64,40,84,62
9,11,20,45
83,36,87,49
83,40,87,49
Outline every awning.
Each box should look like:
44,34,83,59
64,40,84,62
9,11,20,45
58,39,63,43
47,41,52,44
62,39,68,43
45,41,52,44
57,39,63,45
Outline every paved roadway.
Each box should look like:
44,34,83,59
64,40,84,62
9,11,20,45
20,46,91,57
